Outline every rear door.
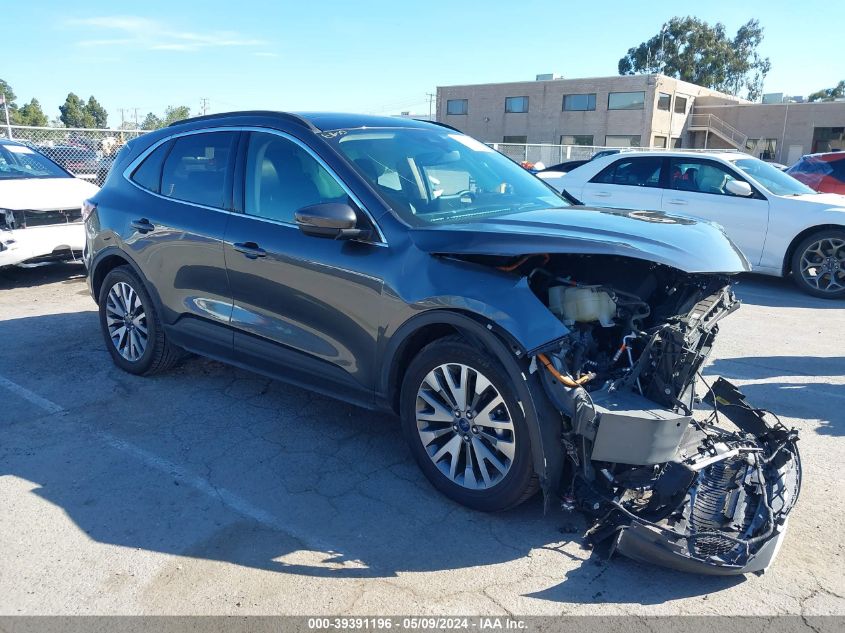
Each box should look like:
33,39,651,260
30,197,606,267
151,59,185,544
223,130,389,405
579,156,665,210
121,130,239,357
661,157,769,265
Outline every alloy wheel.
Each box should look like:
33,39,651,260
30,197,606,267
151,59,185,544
105,281,148,361
415,363,515,490
799,237,845,294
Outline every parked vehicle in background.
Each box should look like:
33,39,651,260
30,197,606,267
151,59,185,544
37,144,100,181
0,139,99,267
787,152,845,195
550,150,845,298
83,111,800,575
539,159,590,173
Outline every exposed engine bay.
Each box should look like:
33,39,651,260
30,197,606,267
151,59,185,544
506,253,801,575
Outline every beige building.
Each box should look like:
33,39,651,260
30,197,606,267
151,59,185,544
436,74,845,164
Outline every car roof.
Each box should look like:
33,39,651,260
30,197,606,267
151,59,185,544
168,110,445,133
0,138,27,147
591,150,747,161
800,151,845,161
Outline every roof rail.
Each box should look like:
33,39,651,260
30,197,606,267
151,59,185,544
168,110,318,132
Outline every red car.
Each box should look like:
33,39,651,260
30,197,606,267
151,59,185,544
787,151,845,194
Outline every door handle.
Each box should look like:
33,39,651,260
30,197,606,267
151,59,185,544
594,192,612,198
666,199,688,206
130,218,155,233
233,241,267,259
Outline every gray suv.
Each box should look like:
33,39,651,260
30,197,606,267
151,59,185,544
83,112,800,575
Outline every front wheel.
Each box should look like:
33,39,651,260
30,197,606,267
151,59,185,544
400,337,538,511
790,229,845,299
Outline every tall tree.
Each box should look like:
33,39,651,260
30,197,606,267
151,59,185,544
59,93,94,128
162,105,191,126
86,96,108,128
14,99,49,127
0,78,18,108
140,112,163,130
808,80,845,102
618,17,771,101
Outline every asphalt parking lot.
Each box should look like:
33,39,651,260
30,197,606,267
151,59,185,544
0,263,843,617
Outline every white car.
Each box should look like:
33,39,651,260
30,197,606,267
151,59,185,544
543,151,845,298
1,139,99,267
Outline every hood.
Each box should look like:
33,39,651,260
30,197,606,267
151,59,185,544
0,177,100,211
785,192,845,209
409,206,750,274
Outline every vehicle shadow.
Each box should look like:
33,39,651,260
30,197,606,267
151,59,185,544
0,310,734,604
706,356,844,436
733,273,843,309
0,261,86,290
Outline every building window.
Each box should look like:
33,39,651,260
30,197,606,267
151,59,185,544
653,135,668,148
560,134,594,146
503,135,527,144
446,99,468,115
745,138,759,152
605,135,641,148
608,91,645,110
674,95,688,114
505,96,529,113
563,94,596,111
761,139,777,161
671,137,683,149
657,93,671,111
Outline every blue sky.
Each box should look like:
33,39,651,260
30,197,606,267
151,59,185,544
3,0,841,127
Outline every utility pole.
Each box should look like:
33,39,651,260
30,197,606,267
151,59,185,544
426,92,436,120
1,93,11,139
200,98,210,116
132,108,140,129
118,107,127,129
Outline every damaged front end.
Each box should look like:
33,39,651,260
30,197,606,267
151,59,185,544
519,254,802,575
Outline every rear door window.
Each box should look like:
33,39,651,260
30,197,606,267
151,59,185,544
591,157,663,187
160,132,239,209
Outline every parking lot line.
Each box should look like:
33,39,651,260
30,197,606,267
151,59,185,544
0,375,65,415
0,373,326,551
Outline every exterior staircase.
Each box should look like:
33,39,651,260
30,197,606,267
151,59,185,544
687,113,748,149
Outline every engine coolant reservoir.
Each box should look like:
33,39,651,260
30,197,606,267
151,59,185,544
549,286,616,327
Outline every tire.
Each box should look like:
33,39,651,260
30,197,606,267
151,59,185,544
400,336,538,512
98,265,182,375
790,229,845,299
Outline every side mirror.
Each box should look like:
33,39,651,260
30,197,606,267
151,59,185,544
294,203,371,240
725,180,754,197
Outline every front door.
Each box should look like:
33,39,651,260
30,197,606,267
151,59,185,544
223,130,389,404
662,157,769,265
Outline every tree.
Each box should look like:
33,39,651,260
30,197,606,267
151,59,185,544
618,17,771,101
0,78,18,109
86,96,108,128
163,105,191,126
14,99,48,127
808,80,845,102
140,112,163,130
59,93,94,128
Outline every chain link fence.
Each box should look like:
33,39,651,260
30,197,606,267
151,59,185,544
487,143,740,168
4,125,146,184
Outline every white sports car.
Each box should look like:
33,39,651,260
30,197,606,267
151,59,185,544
1,138,99,267
539,151,845,298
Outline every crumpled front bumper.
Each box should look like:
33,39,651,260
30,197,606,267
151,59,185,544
0,223,85,267
600,378,802,576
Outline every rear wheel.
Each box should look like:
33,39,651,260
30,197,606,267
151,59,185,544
98,266,182,375
400,337,538,511
790,229,845,299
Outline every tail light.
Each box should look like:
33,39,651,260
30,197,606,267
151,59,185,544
81,199,97,222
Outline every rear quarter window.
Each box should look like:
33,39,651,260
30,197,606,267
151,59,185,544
130,141,172,193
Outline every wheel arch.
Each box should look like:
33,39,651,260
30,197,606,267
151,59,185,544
89,248,165,316
782,224,845,276
381,309,564,495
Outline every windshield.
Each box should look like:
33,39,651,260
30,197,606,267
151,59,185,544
0,143,70,180
732,157,815,196
324,128,567,225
